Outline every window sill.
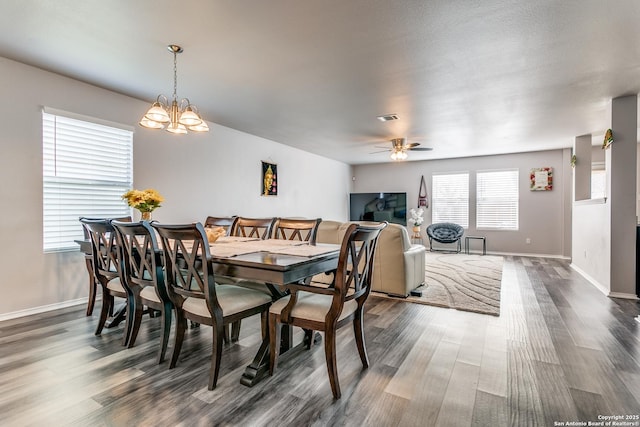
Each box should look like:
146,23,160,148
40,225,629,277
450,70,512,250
574,197,607,206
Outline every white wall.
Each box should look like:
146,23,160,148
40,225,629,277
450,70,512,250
134,123,351,223
572,200,611,292
353,149,571,257
0,57,350,318
572,96,638,299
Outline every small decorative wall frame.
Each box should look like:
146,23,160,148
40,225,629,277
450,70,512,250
602,128,613,149
261,161,277,196
530,167,553,191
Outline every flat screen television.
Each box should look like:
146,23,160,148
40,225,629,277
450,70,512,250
349,192,407,225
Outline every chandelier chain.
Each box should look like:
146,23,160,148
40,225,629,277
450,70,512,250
172,51,178,101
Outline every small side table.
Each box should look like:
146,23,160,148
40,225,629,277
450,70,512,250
465,236,486,255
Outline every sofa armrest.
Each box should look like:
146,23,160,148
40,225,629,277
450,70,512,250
403,244,426,295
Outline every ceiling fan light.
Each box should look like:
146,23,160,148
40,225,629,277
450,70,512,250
390,151,398,160
166,123,187,134
144,103,170,123
139,117,164,129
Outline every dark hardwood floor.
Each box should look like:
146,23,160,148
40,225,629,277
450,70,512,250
1,257,639,426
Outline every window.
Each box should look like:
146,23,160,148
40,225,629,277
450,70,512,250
476,169,519,230
43,109,133,252
431,172,469,227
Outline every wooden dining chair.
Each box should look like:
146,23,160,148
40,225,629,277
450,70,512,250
231,217,276,239
151,222,273,390
231,217,323,341
268,222,387,399
79,218,130,342
203,216,242,343
112,220,173,363
272,217,322,243
79,216,131,316
204,216,238,235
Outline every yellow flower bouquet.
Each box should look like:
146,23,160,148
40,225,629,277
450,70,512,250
122,188,164,219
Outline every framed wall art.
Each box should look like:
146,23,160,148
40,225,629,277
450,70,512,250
530,167,553,191
261,161,277,196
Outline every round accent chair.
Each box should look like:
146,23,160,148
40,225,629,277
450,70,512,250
426,222,464,253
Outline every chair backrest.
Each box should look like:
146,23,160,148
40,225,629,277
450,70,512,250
79,218,121,282
273,218,322,243
152,222,217,310
426,222,464,242
204,216,238,236
80,216,132,239
333,222,387,310
112,220,168,300
231,217,276,239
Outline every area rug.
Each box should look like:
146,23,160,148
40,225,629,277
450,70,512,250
377,253,504,316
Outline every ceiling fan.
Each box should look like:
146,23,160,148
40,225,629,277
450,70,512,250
370,138,433,160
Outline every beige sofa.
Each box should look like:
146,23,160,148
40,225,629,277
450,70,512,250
314,220,426,297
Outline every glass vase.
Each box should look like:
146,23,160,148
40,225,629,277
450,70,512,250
140,211,152,221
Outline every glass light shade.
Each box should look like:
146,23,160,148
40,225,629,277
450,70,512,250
139,117,164,129
188,120,209,132
179,108,203,126
399,151,408,160
144,103,170,123
166,123,187,134
390,151,398,160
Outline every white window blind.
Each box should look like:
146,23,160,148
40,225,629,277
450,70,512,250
431,173,469,227
43,111,133,252
476,169,519,230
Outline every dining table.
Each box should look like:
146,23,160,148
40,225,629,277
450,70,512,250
78,234,342,387
206,236,341,386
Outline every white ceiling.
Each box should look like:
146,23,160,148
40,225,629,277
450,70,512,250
2,1,640,164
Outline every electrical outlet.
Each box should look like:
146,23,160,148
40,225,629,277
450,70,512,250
525,238,531,244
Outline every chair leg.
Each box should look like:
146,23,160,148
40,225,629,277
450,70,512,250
208,320,225,390
170,312,187,369
157,303,172,364
95,293,112,336
125,297,143,348
353,309,369,369
303,329,315,349
223,324,230,344
85,257,96,316
324,326,341,399
231,320,241,342
268,312,281,376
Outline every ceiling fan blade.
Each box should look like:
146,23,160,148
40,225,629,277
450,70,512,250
406,142,421,149
369,149,391,154
408,147,433,151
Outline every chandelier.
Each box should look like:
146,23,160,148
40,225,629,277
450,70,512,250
139,45,209,134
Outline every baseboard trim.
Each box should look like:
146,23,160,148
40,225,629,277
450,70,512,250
569,263,609,296
0,297,91,322
608,292,639,300
486,251,571,260
569,264,639,300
